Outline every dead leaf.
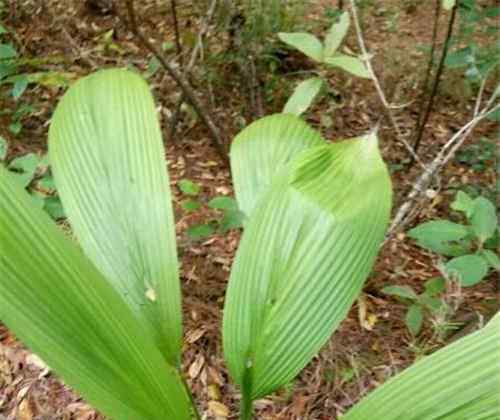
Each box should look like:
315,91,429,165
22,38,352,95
208,400,229,417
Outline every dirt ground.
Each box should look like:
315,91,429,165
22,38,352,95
0,0,498,419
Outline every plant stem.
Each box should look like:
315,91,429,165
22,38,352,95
124,0,229,165
180,372,201,420
411,3,458,160
240,393,254,420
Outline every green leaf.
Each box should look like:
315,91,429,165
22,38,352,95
443,0,456,10
324,54,371,78
178,179,201,196
223,133,392,402
451,190,474,218
277,32,323,62
220,209,245,232
231,114,325,218
187,223,216,240
408,220,469,243
0,136,7,161
43,195,65,220
0,24,8,35
381,285,418,300
481,249,500,271
48,69,182,365
445,254,489,286
8,121,22,135
423,277,446,296
208,196,238,211
8,153,40,187
283,77,324,116
470,197,497,242
0,167,192,420
343,313,500,419
418,295,444,312
181,199,201,212
323,11,350,58
0,43,17,59
36,174,57,193
405,305,423,335
11,75,28,99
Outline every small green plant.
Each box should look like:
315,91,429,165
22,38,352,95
444,0,500,103
0,69,498,420
408,191,499,287
278,10,370,116
382,277,446,336
177,178,245,240
0,137,64,220
0,22,74,134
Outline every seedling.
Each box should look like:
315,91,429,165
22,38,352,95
0,137,64,220
278,11,370,116
408,191,499,287
382,277,446,336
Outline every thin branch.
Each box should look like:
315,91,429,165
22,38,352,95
169,0,218,141
412,0,441,142
349,0,425,169
387,97,499,237
124,0,228,164
411,3,458,158
169,0,183,66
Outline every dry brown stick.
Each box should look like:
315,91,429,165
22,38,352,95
124,0,228,164
411,0,441,145
349,0,424,168
387,99,499,237
169,0,218,141
411,3,458,159
169,0,183,66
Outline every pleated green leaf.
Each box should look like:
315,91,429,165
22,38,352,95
0,167,193,420
48,69,182,365
223,134,392,402
230,114,325,217
343,312,500,420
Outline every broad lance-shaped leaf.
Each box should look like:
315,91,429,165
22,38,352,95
343,312,500,419
283,77,324,116
323,11,350,58
324,55,371,79
277,32,323,62
223,134,392,402
0,167,192,420
230,113,325,218
49,69,182,365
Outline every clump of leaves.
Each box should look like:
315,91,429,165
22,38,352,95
0,23,75,135
0,137,64,220
178,178,245,240
278,11,370,116
408,191,499,287
382,277,446,336
444,0,500,103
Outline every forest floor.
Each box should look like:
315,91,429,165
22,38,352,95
0,0,498,419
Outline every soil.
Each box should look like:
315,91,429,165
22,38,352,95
0,1,498,419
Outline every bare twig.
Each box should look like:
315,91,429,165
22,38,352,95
411,3,458,159
124,0,227,164
169,0,183,66
412,0,441,142
387,97,499,237
349,0,425,169
169,0,218,141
